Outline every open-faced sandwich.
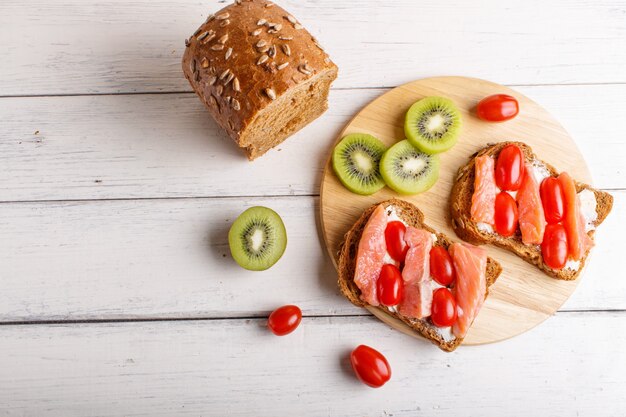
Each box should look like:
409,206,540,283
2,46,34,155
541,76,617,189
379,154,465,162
337,199,502,352
451,141,613,280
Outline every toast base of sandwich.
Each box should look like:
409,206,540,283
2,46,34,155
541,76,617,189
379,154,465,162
337,198,502,352
450,141,613,281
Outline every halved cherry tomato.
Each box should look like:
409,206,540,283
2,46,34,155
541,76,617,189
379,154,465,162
495,144,525,191
429,246,456,286
350,345,391,388
268,305,302,336
431,288,457,327
540,177,565,224
541,224,569,269
494,191,519,237
385,221,408,263
476,94,519,122
377,264,404,307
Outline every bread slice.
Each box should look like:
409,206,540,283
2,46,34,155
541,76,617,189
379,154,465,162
182,0,338,160
450,141,613,280
337,198,502,352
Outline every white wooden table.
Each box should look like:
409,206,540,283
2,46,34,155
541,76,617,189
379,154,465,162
1,1,625,415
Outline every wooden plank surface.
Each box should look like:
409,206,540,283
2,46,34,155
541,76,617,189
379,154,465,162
1,84,625,203
1,193,622,323
1,0,626,96
2,0,625,415
1,313,624,416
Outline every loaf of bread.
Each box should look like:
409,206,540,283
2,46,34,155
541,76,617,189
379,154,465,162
182,0,338,160
450,141,613,280
337,199,502,352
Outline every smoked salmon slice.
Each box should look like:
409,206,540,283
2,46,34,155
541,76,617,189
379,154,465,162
516,163,546,244
471,155,498,224
398,227,433,319
450,242,487,338
354,204,388,306
558,172,593,260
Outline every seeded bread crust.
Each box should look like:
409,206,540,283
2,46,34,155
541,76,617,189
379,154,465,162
450,141,613,280
337,198,502,352
182,0,338,160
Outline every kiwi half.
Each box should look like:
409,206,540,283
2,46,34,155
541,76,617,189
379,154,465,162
332,133,387,195
380,140,439,195
228,206,287,271
404,96,461,154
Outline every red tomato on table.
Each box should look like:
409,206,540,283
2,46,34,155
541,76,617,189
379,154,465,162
350,345,391,388
476,94,519,122
495,144,525,191
431,288,457,327
268,305,302,336
385,221,408,263
377,264,404,307
429,246,456,286
541,224,569,269
494,191,519,236
540,177,565,224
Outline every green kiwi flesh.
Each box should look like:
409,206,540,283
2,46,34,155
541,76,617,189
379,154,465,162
228,206,287,271
380,140,440,195
404,96,461,154
332,133,387,195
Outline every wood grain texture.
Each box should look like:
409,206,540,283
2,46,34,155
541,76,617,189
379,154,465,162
1,85,625,203
1,0,626,96
320,77,610,345
0,193,623,323
1,313,625,416
1,0,625,414
0,196,349,321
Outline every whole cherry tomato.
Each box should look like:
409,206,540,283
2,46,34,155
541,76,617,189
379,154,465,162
540,177,565,224
429,246,456,286
476,94,519,122
495,144,525,191
350,345,391,388
268,305,302,336
385,221,408,263
541,224,569,270
430,288,457,327
494,191,519,237
377,264,404,306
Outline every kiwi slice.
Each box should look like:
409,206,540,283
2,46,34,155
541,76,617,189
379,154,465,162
332,133,387,195
228,206,287,271
380,140,440,195
404,96,461,154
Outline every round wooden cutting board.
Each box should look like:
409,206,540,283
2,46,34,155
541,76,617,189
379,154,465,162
320,76,592,345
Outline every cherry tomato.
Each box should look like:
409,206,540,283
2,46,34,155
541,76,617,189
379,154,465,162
377,264,404,307
494,191,519,237
495,144,525,191
385,221,408,263
429,246,456,286
350,345,391,388
430,288,457,327
268,305,302,336
540,177,565,224
541,224,569,269
476,94,519,122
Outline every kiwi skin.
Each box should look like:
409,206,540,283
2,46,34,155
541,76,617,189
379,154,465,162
332,133,387,195
228,206,287,271
380,140,440,195
404,96,461,154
